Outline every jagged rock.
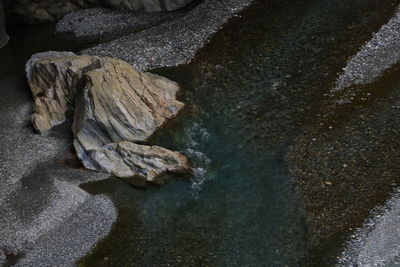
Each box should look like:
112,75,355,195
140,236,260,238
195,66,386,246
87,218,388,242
72,56,184,145
26,51,98,133
26,51,189,183
83,141,189,184
4,0,193,23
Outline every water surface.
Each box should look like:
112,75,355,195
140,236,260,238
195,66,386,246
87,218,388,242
80,0,398,266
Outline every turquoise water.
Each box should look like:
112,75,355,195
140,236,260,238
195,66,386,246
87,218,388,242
81,123,305,265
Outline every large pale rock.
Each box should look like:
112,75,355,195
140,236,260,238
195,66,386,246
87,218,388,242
72,57,183,145
27,51,189,183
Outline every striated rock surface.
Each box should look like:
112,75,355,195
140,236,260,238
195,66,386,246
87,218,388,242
81,142,189,184
27,51,188,183
26,51,98,133
71,57,184,145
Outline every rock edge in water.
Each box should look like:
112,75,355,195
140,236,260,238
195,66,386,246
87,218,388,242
26,51,189,184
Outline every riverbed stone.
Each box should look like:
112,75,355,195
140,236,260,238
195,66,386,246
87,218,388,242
79,141,189,184
27,51,188,183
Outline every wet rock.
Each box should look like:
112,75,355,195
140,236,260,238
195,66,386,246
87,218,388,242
12,0,83,23
0,0,8,48
7,0,193,23
27,51,188,183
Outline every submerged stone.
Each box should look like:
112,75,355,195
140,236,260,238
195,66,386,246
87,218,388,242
26,51,189,183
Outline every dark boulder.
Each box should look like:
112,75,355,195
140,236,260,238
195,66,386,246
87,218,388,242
0,0,8,48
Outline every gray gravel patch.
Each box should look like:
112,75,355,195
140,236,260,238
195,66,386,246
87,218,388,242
82,0,254,71
0,75,115,266
0,76,68,203
0,251,5,266
338,189,400,266
334,6,400,91
14,194,115,267
56,7,182,41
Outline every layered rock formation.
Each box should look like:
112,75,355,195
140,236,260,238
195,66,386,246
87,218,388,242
26,51,96,133
26,51,189,184
79,142,189,184
4,0,193,23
